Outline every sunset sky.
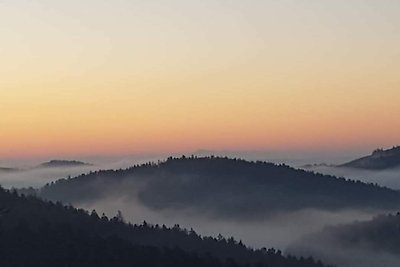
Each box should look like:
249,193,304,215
1,0,400,158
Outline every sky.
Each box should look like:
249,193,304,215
1,0,400,159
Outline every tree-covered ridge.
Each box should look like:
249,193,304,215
339,146,400,170
0,186,329,267
36,156,400,218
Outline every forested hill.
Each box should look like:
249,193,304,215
36,156,400,218
0,187,328,267
288,212,400,267
298,212,400,255
339,146,400,170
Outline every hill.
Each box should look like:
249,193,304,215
289,212,400,267
339,146,400,170
0,186,328,267
35,156,400,219
38,160,92,168
310,212,400,254
0,167,20,173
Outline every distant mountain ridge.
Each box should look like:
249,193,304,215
38,160,92,168
32,156,400,219
0,160,91,173
0,167,20,173
300,163,336,169
339,146,400,170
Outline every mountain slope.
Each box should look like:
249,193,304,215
36,156,400,219
339,146,400,170
288,212,400,267
309,212,400,254
0,186,328,267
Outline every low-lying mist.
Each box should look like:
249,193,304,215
74,191,377,250
289,242,400,267
0,166,97,188
288,214,400,267
303,165,400,190
0,155,169,188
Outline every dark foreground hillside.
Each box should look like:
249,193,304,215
36,157,400,219
0,186,328,267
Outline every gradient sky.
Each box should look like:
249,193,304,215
1,0,400,158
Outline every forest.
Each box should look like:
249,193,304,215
0,186,328,267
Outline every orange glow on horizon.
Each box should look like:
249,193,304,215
1,1,400,158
